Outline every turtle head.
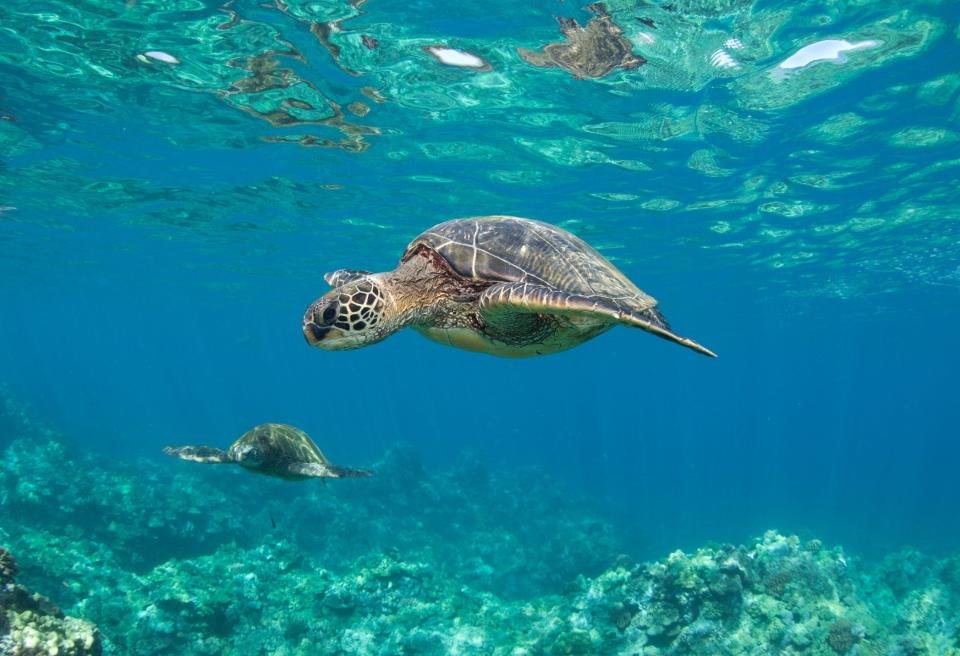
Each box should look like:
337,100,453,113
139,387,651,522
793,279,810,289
303,272,393,350
233,442,266,470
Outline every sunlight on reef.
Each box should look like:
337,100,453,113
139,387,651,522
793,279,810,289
2,387,960,654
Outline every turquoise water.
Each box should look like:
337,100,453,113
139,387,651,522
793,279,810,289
1,0,960,653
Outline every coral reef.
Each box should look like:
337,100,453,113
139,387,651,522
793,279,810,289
0,546,101,656
0,438,618,596
2,388,960,655
9,523,960,656
551,532,876,654
0,548,16,584
0,384,60,450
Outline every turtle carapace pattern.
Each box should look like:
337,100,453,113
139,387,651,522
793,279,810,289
163,423,372,481
303,215,716,358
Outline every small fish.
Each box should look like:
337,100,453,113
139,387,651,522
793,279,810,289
361,35,379,50
269,512,277,529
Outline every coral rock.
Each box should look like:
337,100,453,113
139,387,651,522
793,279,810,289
0,547,17,584
0,549,101,656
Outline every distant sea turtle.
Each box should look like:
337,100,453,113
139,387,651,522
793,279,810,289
163,423,372,480
517,3,645,79
303,215,715,358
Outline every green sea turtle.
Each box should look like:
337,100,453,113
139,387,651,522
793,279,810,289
163,423,372,480
303,215,716,358
517,3,645,79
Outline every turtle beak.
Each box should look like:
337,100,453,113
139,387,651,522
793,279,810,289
303,319,331,346
302,296,339,347
303,324,362,350
303,291,378,351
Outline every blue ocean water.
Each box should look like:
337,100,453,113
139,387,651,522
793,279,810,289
1,0,960,652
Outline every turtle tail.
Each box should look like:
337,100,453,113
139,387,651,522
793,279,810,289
639,307,671,331
628,309,718,358
327,465,374,478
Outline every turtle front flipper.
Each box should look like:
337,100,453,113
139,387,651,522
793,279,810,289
163,445,234,464
287,462,374,478
324,269,372,287
480,282,717,358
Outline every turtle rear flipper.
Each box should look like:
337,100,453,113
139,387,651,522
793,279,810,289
287,462,373,478
163,445,233,464
480,282,717,358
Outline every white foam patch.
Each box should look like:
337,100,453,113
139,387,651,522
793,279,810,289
425,46,487,69
635,32,656,46
779,39,879,70
710,49,738,69
143,50,180,64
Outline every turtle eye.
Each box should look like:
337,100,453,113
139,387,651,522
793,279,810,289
321,304,338,324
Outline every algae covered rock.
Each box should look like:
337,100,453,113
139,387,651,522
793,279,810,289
0,546,102,656
4,611,101,656
555,530,886,655
0,548,16,584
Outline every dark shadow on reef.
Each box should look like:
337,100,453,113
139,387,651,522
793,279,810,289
2,385,960,655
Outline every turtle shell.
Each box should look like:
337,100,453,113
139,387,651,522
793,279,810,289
230,423,330,465
403,216,658,313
